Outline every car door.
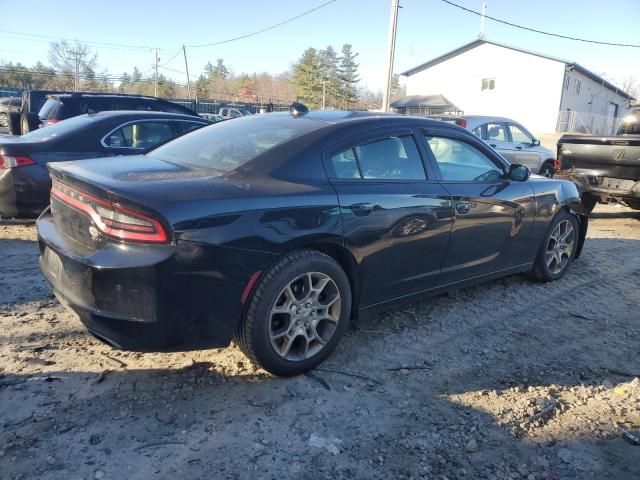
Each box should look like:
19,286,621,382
507,122,541,172
481,121,513,162
325,128,453,307
101,120,176,155
421,127,537,287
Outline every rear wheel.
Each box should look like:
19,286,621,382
529,210,579,282
235,249,352,376
626,199,640,211
0,113,8,128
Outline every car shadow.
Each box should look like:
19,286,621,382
590,210,640,220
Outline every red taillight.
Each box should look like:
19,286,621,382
458,119,467,128
44,119,60,127
0,154,36,169
50,180,168,244
553,159,561,170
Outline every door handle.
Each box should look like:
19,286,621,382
515,146,522,150
489,143,497,148
455,201,471,215
350,203,376,216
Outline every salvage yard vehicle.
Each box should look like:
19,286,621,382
556,106,640,212
431,115,557,177
0,111,209,218
218,107,253,118
37,108,588,376
0,97,21,129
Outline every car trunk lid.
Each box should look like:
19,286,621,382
558,135,640,180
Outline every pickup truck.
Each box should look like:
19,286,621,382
556,106,640,212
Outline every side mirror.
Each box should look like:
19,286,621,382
532,139,541,146
509,164,530,182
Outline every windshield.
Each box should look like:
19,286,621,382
618,111,640,135
20,114,95,141
148,114,322,173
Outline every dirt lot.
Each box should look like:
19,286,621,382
1,205,639,479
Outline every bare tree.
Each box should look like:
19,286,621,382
48,40,98,91
621,75,639,103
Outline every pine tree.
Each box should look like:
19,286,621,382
292,47,322,108
318,45,340,108
132,67,142,83
338,44,360,108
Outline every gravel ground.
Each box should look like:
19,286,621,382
0,204,639,479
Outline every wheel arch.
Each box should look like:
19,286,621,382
556,205,588,260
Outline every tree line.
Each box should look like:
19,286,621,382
0,40,406,110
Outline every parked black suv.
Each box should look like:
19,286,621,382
13,91,199,134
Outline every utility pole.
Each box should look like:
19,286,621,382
382,0,400,112
182,45,192,101
322,80,326,110
67,49,81,92
479,0,488,39
154,48,159,97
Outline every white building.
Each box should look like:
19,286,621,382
398,39,634,135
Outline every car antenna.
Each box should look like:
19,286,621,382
289,102,309,117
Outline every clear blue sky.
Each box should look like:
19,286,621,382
0,0,637,91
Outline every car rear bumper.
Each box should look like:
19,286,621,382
0,165,50,218
37,211,277,352
556,169,640,200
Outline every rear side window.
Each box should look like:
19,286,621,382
330,136,426,180
484,123,507,142
174,121,206,135
38,99,64,120
104,121,174,149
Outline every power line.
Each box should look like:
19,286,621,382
439,0,640,48
0,30,167,52
186,0,338,48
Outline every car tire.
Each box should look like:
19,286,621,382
235,249,352,376
0,113,8,128
539,161,554,178
528,210,580,283
581,193,598,214
626,199,640,211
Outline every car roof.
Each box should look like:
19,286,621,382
48,93,171,102
277,110,454,129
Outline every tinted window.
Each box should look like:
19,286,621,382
484,122,507,142
148,115,322,174
174,121,207,135
331,136,426,180
356,136,425,180
38,99,64,120
330,148,360,179
509,124,532,143
472,126,482,137
425,136,503,182
104,121,174,149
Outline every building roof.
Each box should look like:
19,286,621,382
390,94,459,109
399,39,634,101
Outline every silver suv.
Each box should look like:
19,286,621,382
430,115,557,176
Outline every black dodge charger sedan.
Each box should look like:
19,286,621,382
37,109,588,376
0,111,209,218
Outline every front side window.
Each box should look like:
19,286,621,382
174,121,206,135
484,122,507,142
425,136,503,182
104,121,174,149
330,136,426,180
509,124,533,144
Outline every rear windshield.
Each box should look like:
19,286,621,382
20,114,95,140
38,98,64,120
147,115,321,173
618,111,640,135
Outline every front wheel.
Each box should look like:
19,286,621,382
529,210,580,282
539,162,554,178
235,249,352,376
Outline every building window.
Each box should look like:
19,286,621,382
574,79,581,95
481,78,495,91
564,75,570,90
